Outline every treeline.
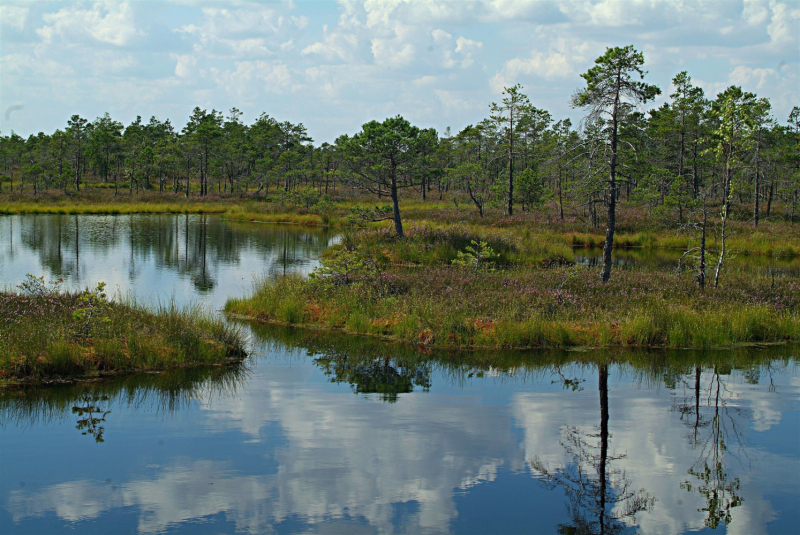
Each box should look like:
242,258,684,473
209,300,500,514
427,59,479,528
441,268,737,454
1,46,798,236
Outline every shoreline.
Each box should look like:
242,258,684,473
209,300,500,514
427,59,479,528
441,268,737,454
228,312,799,352
2,205,797,259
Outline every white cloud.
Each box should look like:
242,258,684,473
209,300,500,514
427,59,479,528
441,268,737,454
0,5,28,31
302,25,359,62
456,36,482,55
2,0,798,142
171,53,197,78
211,61,297,99
371,38,415,67
729,65,779,91
0,53,75,78
432,28,452,42
766,0,800,47
501,50,572,81
37,1,140,46
194,6,283,36
292,15,309,30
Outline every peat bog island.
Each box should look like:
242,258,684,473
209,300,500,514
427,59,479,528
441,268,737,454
1,3,799,534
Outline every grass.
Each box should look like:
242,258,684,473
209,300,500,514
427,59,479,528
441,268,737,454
226,226,800,350
3,189,798,257
246,321,798,377
0,287,246,381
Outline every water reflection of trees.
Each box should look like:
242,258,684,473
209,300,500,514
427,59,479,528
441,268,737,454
315,352,431,403
532,364,655,535
72,394,112,443
9,214,335,292
246,321,794,388
0,364,248,441
245,323,797,530
673,365,753,529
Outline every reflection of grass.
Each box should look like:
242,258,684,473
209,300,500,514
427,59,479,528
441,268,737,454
0,291,246,381
226,228,800,350
245,320,797,380
0,364,249,427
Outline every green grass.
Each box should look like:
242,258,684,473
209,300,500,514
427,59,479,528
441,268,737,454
4,189,798,258
1,290,246,381
225,227,800,350
243,320,798,386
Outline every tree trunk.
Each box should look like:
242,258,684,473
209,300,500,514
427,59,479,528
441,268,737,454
601,74,622,284
601,129,618,281
754,134,761,226
714,162,731,288
507,117,514,216
766,175,774,218
557,166,564,220
698,199,707,290
390,159,404,237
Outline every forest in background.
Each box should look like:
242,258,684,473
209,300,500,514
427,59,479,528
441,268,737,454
2,46,799,288
2,46,798,227
2,45,800,351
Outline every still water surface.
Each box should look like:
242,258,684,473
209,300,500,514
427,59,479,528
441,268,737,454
1,214,798,534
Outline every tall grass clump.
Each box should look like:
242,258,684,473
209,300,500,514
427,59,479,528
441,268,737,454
1,277,246,381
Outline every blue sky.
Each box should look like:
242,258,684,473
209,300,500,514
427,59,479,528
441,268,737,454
1,0,798,143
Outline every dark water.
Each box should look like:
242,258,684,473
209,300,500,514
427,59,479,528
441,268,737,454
1,215,799,534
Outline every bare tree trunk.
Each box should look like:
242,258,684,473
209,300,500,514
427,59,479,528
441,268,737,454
754,134,761,226
714,164,731,288
390,159,404,237
698,199,707,290
766,175,774,218
557,166,564,220
601,122,619,282
508,112,515,216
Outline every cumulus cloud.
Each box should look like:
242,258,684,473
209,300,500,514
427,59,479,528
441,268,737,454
210,61,298,102
0,5,28,31
302,25,359,62
1,0,798,142
171,53,197,78
371,38,415,67
500,50,572,81
36,1,141,46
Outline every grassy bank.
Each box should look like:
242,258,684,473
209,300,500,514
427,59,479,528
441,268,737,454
1,281,246,381
247,321,798,378
3,190,798,257
226,226,800,350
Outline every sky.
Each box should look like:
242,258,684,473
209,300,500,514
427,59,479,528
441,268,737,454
0,0,798,144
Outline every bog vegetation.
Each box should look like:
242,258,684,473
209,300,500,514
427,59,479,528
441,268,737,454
0,275,246,381
2,45,799,350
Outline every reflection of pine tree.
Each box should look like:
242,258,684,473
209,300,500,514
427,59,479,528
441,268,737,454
532,365,655,535
71,394,111,443
315,354,430,403
676,366,746,529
